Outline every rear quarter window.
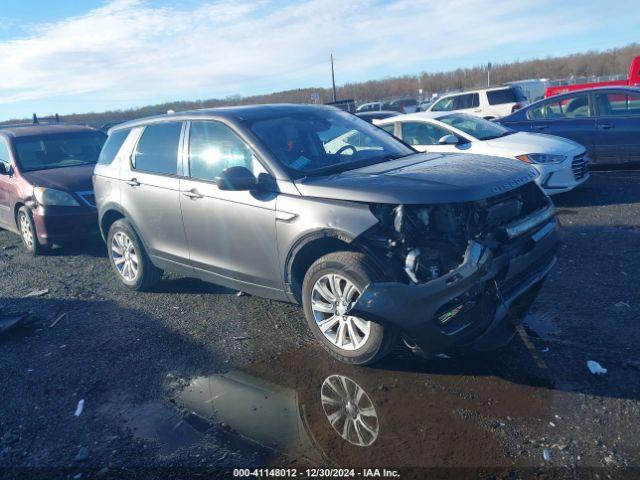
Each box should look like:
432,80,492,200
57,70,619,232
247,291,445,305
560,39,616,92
132,122,183,175
487,88,519,105
97,129,130,165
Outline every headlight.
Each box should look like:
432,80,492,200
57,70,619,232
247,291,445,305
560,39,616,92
33,187,80,206
516,153,566,164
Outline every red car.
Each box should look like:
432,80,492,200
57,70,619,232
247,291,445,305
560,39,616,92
0,122,106,254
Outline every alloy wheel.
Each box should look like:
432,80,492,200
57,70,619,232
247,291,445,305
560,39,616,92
111,231,139,282
311,273,370,351
19,212,34,250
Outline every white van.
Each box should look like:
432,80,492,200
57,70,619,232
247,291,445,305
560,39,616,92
427,86,526,119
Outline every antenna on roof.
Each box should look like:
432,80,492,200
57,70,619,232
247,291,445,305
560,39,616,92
55,114,60,123
32,113,39,125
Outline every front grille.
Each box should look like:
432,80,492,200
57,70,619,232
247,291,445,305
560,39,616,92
77,191,96,208
572,153,589,180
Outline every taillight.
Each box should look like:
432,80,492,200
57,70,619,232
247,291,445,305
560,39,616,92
511,103,522,113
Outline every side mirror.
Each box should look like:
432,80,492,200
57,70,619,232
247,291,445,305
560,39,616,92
438,134,459,145
0,163,8,175
215,166,257,191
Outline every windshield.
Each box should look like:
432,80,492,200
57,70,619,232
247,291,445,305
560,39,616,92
245,109,413,177
438,113,513,141
13,131,107,172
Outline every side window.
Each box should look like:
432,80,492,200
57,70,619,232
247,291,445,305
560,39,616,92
454,93,479,110
401,122,451,146
0,139,11,167
98,129,130,165
528,94,590,119
133,122,183,175
595,92,640,116
379,123,396,136
188,121,262,182
431,97,455,112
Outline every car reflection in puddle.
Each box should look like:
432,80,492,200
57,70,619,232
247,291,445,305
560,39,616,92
173,347,563,468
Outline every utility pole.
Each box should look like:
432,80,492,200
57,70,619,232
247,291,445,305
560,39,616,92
487,62,492,87
331,53,337,102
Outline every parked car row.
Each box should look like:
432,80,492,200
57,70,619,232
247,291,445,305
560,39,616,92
356,98,419,114
1,104,561,366
374,112,589,195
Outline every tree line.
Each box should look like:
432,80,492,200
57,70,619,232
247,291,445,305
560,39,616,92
3,43,638,128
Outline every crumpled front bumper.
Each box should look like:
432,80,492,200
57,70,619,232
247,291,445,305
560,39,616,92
349,216,560,356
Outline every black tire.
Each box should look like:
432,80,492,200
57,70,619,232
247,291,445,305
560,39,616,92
302,251,395,365
17,206,49,256
107,219,163,291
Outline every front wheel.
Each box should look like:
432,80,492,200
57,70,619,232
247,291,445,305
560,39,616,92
302,252,395,365
17,207,48,256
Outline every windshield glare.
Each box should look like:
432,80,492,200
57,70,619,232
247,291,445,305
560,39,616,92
14,132,106,172
438,113,512,141
245,109,413,176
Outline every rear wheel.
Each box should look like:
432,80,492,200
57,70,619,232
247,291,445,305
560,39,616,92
107,219,163,290
17,207,48,256
302,252,395,365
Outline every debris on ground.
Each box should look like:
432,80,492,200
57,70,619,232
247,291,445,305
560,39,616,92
587,360,607,375
540,347,550,353
23,289,49,298
614,301,630,308
236,291,247,297
74,399,85,417
50,312,67,328
74,446,89,462
543,448,552,462
232,336,250,341
0,313,30,334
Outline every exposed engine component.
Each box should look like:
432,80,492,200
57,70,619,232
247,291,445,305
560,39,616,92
362,182,551,285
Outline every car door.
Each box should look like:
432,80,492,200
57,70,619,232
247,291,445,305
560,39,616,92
179,120,281,294
593,90,640,164
120,121,191,269
526,93,597,159
399,121,458,153
0,137,14,227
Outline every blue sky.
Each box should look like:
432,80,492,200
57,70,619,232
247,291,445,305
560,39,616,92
0,0,638,120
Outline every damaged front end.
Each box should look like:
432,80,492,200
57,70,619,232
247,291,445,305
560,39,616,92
351,182,559,357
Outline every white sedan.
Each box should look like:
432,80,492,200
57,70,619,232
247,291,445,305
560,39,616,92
374,112,589,195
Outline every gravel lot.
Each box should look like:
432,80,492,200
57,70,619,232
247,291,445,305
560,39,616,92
1,171,639,479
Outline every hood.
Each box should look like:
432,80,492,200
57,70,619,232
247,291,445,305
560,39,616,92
20,164,95,193
294,153,539,204
483,132,583,155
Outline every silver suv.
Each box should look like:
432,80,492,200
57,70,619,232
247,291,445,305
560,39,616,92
94,105,559,365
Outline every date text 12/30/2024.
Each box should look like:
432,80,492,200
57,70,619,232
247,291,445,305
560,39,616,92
233,469,401,478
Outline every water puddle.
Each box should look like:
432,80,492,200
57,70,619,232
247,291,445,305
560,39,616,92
123,401,203,455
168,348,563,467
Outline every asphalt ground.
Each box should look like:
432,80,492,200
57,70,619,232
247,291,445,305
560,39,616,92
0,170,639,479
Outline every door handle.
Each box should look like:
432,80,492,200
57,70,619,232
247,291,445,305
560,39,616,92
182,189,203,199
533,125,547,130
598,123,613,130
124,178,140,187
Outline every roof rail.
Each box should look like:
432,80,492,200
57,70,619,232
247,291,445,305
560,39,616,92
0,113,64,130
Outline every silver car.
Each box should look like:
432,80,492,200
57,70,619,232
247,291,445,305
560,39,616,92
94,104,559,365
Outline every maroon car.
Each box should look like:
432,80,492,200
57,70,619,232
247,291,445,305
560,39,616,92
0,123,106,254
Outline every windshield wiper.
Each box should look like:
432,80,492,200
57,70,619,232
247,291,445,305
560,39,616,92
302,154,407,177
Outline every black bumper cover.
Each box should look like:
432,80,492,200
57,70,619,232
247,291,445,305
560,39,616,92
349,218,560,356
